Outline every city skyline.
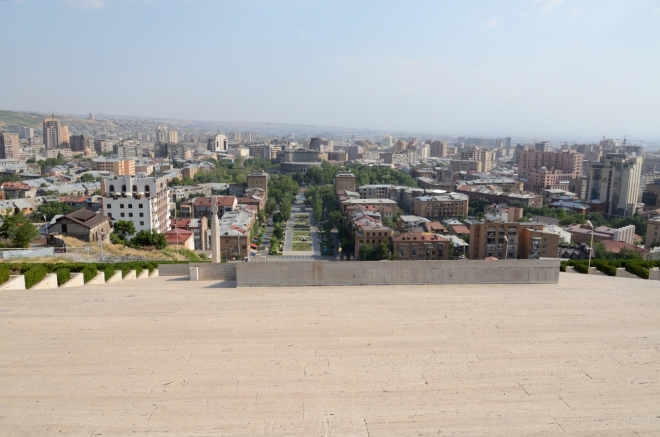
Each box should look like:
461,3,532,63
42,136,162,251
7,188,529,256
1,0,659,139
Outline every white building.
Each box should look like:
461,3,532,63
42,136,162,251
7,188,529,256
101,174,170,234
383,135,393,149
208,135,228,152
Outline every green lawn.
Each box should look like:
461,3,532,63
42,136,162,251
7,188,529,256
292,242,313,251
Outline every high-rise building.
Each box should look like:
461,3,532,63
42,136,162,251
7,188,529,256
89,114,95,121
156,126,168,143
535,141,551,152
167,130,179,144
43,117,69,149
429,141,447,158
586,154,643,217
469,221,560,260
459,147,492,172
243,132,257,142
382,135,393,149
101,174,170,234
0,133,21,159
70,135,87,152
207,135,228,152
94,139,112,154
14,126,34,140
518,150,584,192
309,137,328,152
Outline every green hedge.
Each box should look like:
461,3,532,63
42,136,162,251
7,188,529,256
56,268,71,286
81,266,98,283
104,267,116,281
24,265,48,289
0,266,10,285
594,262,617,276
626,264,650,279
573,263,589,274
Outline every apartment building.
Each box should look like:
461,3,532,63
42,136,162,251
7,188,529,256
393,232,450,260
218,208,255,261
518,150,583,192
43,117,69,149
354,223,393,260
334,171,356,192
91,158,135,176
456,185,543,208
247,170,269,198
586,154,643,217
0,133,21,159
459,147,493,172
483,204,524,222
179,196,237,219
412,193,469,220
469,222,560,260
428,141,448,158
101,174,170,233
450,159,481,172
647,219,660,247
563,223,636,246
358,184,391,199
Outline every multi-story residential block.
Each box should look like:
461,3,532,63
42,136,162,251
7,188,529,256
43,117,69,149
113,144,140,158
413,193,469,220
456,185,543,208
340,198,397,217
0,133,21,159
450,159,481,172
101,175,170,233
483,204,524,222
167,130,178,144
247,170,269,198
156,126,168,143
358,184,390,199
459,147,493,172
94,139,112,154
396,215,431,232
169,185,213,202
586,154,643,217
91,158,135,176
335,171,356,192
518,150,584,192
354,223,393,260
469,221,560,260
179,196,237,219
647,218,660,247
135,163,154,175
218,208,255,261
207,134,228,152
393,232,450,260
429,141,447,158
563,223,636,246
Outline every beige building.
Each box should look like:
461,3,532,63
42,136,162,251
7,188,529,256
335,171,356,192
647,219,660,247
393,232,450,260
43,117,69,149
0,133,21,159
413,193,469,220
354,224,393,260
428,140,447,158
247,170,269,199
469,222,560,260
459,147,493,172
586,154,642,217
92,158,135,176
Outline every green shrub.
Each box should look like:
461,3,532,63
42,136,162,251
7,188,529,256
596,263,617,276
24,265,48,289
560,261,567,272
121,265,131,278
104,267,116,281
132,264,143,276
573,263,589,274
0,266,10,285
81,266,98,283
626,263,649,279
56,268,71,286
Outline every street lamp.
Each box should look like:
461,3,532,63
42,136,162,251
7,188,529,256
338,246,342,261
585,220,595,273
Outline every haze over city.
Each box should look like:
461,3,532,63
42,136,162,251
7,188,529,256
1,0,659,139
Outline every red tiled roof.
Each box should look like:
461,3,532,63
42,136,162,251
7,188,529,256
192,196,236,207
164,228,194,244
600,240,648,255
450,225,470,234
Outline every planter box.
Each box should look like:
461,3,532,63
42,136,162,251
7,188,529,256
123,270,137,280
149,269,159,278
0,275,26,291
60,273,84,288
31,273,58,290
137,270,149,279
106,271,123,283
650,268,660,281
86,272,106,285
616,268,643,279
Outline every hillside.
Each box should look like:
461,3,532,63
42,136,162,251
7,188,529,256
0,110,116,133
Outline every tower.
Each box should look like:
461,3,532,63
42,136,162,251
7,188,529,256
210,195,222,263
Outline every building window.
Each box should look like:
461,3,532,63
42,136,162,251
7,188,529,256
128,204,133,209
129,213,133,217
139,204,143,209
140,221,144,226
120,204,124,209
107,204,111,208
108,213,112,218
120,213,125,217
140,213,144,217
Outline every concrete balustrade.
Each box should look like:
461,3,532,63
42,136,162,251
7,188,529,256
60,273,85,288
30,273,58,290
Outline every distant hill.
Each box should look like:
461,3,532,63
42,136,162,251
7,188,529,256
0,110,113,133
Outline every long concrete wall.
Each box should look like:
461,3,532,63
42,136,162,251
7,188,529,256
158,264,192,277
236,259,560,287
189,263,237,280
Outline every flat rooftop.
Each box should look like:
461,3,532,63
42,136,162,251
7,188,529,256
1,274,659,435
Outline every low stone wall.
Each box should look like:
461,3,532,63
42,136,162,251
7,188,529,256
31,273,58,290
87,272,106,286
236,259,560,288
616,268,642,279
158,264,191,277
60,273,85,288
0,275,26,291
650,268,660,281
189,263,237,281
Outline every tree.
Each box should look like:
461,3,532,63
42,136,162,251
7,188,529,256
257,209,267,224
313,196,323,222
329,210,343,226
0,212,39,248
265,198,277,216
113,220,136,241
130,230,167,250
37,202,73,221
79,173,95,183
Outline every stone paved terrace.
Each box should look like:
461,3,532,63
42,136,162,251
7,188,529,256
0,274,659,436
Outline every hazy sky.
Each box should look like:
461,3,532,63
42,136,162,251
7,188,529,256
1,0,659,139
